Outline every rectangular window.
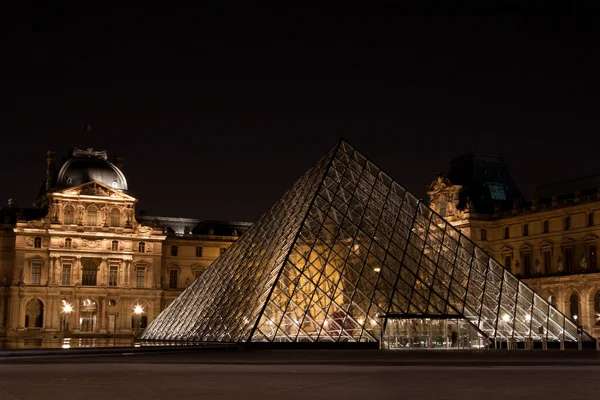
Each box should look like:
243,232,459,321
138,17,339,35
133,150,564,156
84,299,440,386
169,270,178,289
522,253,532,276
565,216,571,230
543,251,552,274
111,241,119,251
543,220,549,234
171,245,178,256
480,229,487,241
34,237,42,248
62,264,71,285
523,223,528,237
504,227,510,239
31,262,42,285
109,265,118,287
590,245,597,270
504,256,512,269
489,185,506,200
65,238,72,249
196,246,203,257
136,267,145,288
82,266,97,286
138,242,145,253
564,248,573,272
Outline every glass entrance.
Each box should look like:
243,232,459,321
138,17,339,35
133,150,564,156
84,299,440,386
382,318,489,350
80,299,97,332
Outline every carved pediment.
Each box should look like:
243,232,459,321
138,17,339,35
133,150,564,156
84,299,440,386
57,181,134,200
500,245,513,254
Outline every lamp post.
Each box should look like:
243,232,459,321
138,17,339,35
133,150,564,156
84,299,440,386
133,304,143,335
61,301,73,332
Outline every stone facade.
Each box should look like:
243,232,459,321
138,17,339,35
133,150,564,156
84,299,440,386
429,153,600,338
0,148,250,340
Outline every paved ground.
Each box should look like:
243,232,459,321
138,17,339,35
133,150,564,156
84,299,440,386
1,349,599,399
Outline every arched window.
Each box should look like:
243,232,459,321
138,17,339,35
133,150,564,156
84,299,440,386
548,294,557,307
25,299,44,328
594,291,600,326
65,238,72,249
138,242,145,253
569,293,580,320
64,205,74,225
86,205,98,226
439,196,447,217
34,237,42,248
110,208,120,227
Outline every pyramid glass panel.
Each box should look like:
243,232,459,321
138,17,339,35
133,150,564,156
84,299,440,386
139,140,593,346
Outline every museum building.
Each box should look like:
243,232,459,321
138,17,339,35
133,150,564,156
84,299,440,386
0,147,250,339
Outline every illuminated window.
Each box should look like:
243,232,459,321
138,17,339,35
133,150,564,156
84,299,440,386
489,185,506,200
109,265,118,286
169,270,178,289
110,208,120,227
64,205,74,225
31,262,42,285
111,240,119,251
86,205,98,226
65,238,72,249
196,246,203,257
34,237,42,248
138,242,145,253
62,264,71,285
171,245,178,256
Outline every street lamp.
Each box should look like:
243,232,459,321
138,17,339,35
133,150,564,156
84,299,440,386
133,304,144,334
61,300,72,331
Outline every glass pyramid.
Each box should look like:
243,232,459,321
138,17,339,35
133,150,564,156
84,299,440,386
140,140,592,345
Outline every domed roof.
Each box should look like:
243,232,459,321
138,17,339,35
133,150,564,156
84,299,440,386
55,148,128,191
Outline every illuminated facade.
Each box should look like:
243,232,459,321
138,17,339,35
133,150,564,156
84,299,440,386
428,153,600,340
0,148,250,340
140,140,590,348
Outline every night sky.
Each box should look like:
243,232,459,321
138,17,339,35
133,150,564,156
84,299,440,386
2,3,599,222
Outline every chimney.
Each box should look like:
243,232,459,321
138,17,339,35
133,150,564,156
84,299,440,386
114,156,124,170
46,150,56,191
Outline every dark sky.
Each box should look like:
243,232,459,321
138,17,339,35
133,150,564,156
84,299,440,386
1,3,599,222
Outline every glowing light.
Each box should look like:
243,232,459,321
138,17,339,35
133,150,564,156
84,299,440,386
573,314,578,321
357,317,364,325
61,300,73,314
525,314,531,322
502,313,511,322
373,267,381,272
133,304,144,315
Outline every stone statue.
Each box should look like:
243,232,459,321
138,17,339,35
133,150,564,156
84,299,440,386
514,260,520,275
557,257,563,272
581,256,588,271
534,258,541,274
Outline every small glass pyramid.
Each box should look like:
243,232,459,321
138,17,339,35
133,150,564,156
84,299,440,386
139,140,591,345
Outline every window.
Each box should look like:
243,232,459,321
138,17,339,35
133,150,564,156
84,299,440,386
489,185,506,200
595,291,600,326
86,205,98,226
110,208,120,227
171,245,178,256
564,247,574,272
64,205,74,225
65,238,72,249
504,256,512,269
589,212,595,227
31,262,42,285
543,220,549,234
548,294,557,307
504,227,510,239
109,265,118,286
136,267,145,288
590,245,598,270
543,251,552,274
480,229,487,241
111,240,119,251
522,253,532,277
220,247,226,255
62,264,71,285
523,223,529,237
565,216,571,230
439,196,447,217
34,237,42,248
82,263,97,286
169,270,178,289
108,299,117,306
569,293,580,320
138,242,145,253
196,246,203,257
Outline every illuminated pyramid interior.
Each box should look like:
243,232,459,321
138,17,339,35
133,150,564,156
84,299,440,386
140,140,591,347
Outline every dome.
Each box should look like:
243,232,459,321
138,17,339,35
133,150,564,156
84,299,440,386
55,148,128,191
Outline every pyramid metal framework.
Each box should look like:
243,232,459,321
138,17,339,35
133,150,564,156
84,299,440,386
140,140,591,344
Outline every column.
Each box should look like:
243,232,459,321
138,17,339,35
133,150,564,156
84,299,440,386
100,296,107,333
75,256,82,285
73,296,81,332
100,257,108,286
46,294,55,330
